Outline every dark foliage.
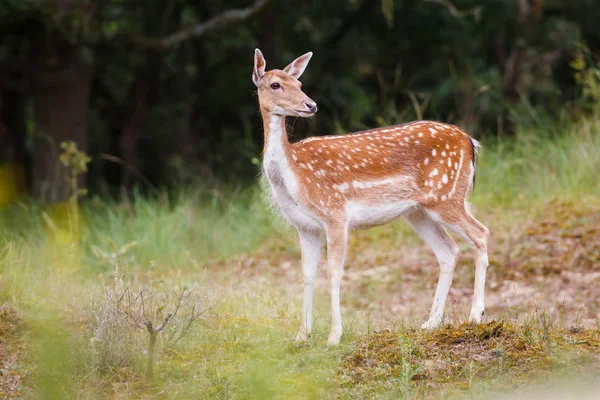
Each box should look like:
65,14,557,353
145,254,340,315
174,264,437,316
0,0,597,201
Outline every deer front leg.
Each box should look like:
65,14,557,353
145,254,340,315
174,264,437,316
296,229,322,343
325,223,348,346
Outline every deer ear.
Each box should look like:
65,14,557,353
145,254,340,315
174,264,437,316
283,52,313,80
253,49,266,87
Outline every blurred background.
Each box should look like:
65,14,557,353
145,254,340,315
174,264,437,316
1,2,600,398
0,0,598,204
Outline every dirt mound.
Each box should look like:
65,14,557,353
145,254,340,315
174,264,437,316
339,321,600,391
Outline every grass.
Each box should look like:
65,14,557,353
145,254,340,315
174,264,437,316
0,116,599,398
471,117,600,208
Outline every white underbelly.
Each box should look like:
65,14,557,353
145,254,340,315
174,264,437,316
346,200,416,229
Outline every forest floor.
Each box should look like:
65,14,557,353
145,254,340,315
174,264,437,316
1,198,599,399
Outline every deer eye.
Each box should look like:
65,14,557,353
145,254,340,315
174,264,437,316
270,82,281,90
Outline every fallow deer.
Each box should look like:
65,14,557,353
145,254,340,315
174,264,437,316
252,49,489,346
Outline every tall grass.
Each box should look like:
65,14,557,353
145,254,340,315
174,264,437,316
473,118,600,208
80,186,279,274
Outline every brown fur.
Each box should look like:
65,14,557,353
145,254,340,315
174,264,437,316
266,119,477,227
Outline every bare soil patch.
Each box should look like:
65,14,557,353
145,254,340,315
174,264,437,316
218,201,600,328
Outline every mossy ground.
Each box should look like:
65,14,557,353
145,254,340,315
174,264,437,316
339,320,600,397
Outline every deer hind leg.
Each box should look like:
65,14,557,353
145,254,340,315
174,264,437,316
462,212,489,323
435,204,489,323
324,222,348,346
296,228,322,343
406,210,459,329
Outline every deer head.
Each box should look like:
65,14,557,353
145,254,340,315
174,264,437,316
252,49,317,117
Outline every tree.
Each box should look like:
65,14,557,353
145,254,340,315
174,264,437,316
0,0,272,202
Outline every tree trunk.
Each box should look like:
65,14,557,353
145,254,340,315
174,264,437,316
1,89,29,170
119,73,150,188
32,46,92,203
146,332,157,381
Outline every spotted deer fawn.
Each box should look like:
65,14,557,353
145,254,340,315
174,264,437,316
252,49,489,346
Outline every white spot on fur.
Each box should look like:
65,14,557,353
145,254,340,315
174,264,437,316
334,182,349,192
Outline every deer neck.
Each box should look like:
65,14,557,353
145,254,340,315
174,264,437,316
261,108,299,195
262,109,292,156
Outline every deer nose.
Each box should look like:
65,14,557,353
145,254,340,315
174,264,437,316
306,102,318,113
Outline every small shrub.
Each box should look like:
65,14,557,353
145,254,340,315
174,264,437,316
84,270,211,380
